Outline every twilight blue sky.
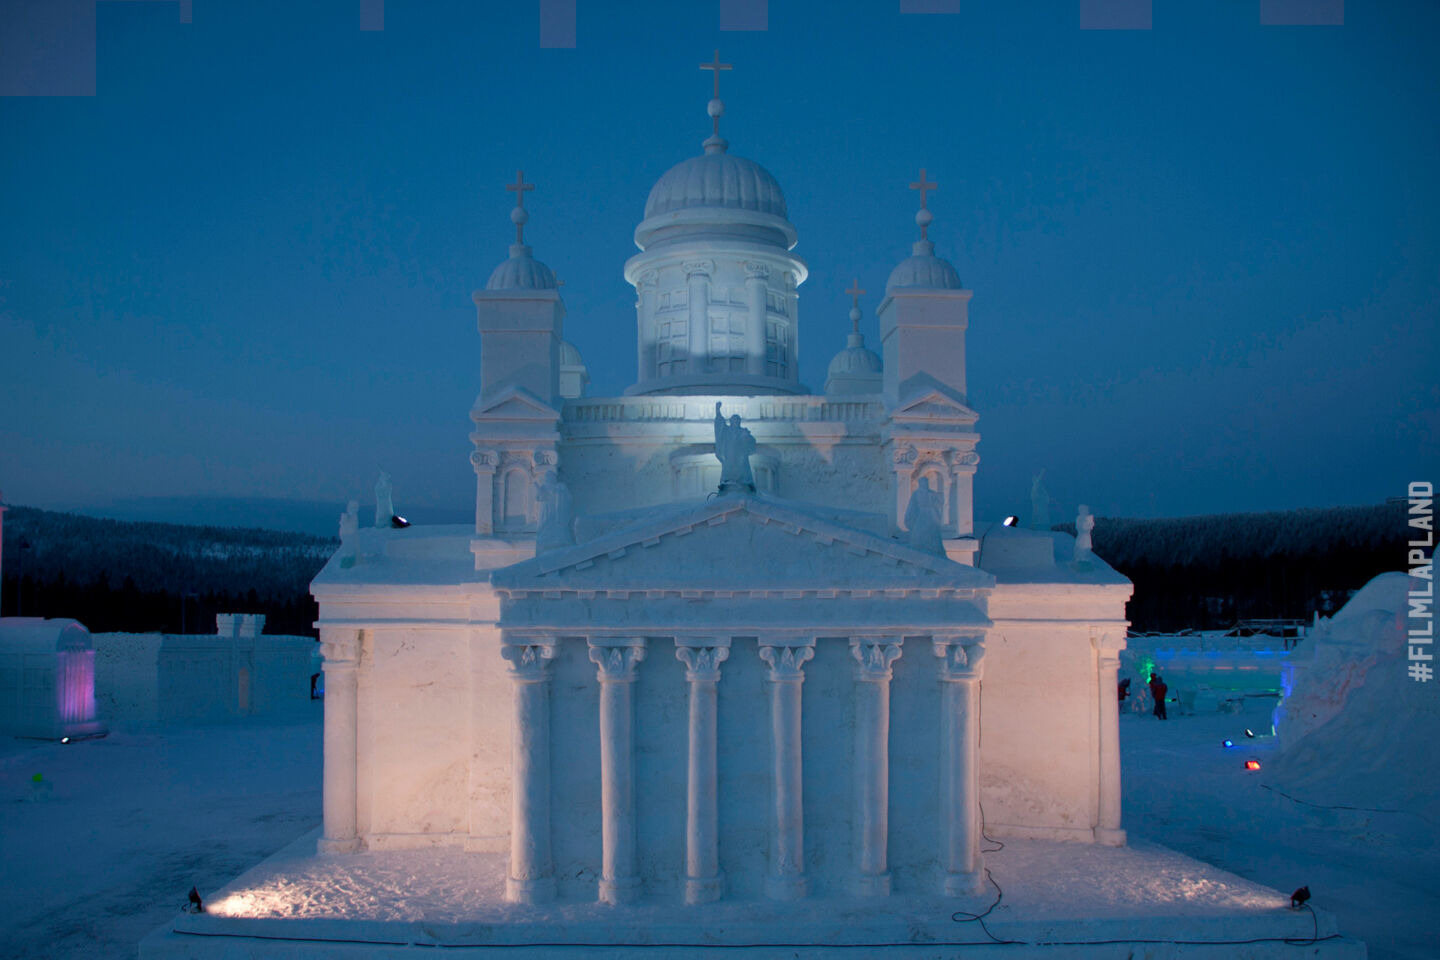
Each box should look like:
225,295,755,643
1,0,1436,528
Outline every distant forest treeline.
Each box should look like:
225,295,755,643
0,506,336,636
1056,501,1409,631
0,501,1414,636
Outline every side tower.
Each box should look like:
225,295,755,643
470,172,564,541
624,52,809,396
878,171,981,563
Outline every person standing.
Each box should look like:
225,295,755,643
1148,672,1168,720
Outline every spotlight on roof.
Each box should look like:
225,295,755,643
60,737,70,744
188,886,205,914
1290,885,1311,909
1002,516,1019,527
1222,739,1234,748
390,515,410,529
1244,759,1261,771
1245,728,1255,738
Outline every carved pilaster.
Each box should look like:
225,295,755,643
319,628,362,854
1091,629,1128,846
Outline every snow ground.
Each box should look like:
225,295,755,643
0,697,1433,959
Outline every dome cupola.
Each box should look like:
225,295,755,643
623,52,809,397
485,170,558,291
885,169,960,291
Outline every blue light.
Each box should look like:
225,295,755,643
1222,739,1234,748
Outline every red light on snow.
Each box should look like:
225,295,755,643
1244,760,1261,771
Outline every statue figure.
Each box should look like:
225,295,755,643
1030,469,1051,531
1075,504,1095,562
713,402,756,492
338,499,360,567
374,471,394,527
904,476,945,555
535,471,575,552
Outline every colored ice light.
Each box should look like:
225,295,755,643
1245,760,1261,770
1222,739,1234,747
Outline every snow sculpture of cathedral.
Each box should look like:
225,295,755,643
308,62,1134,907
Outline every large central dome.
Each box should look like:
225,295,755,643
644,151,788,220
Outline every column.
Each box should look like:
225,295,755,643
934,635,986,896
589,638,647,904
502,638,558,903
684,261,712,374
676,638,731,904
318,628,362,854
758,638,814,900
1092,631,1128,846
850,637,903,896
636,270,657,380
743,261,769,376
471,448,497,535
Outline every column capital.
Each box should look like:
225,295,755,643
758,640,815,681
1090,629,1128,662
850,638,903,681
319,629,361,665
675,639,731,682
471,447,500,474
590,639,646,682
682,259,715,279
502,640,557,681
743,260,772,280
933,635,986,681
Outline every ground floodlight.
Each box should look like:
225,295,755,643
390,515,411,528
1245,728,1255,738
1244,759,1261,771
1222,739,1233,748
1002,515,1019,527
1290,886,1310,908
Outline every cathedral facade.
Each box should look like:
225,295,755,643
309,68,1133,907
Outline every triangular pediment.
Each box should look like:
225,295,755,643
491,496,994,594
888,374,978,424
471,385,561,423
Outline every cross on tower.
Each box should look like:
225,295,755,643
909,167,937,240
505,169,535,244
845,278,866,332
700,50,732,137
909,168,937,209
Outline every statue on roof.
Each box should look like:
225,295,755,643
374,471,394,528
1075,504,1095,562
904,476,945,555
1030,469,1051,531
714,402,756,493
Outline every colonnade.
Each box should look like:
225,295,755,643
496,632,988,905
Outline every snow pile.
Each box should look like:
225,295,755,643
1268,572,1440,821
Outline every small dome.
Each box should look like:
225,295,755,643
486,244,557,291
887,239,961,291
559,340,583,366
645,150,788,220
825,331,883,396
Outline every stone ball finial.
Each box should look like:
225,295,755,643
849,306,861,324
510,206,529,226
707,97,724,119
916,208,934,230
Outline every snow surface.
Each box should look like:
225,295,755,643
1,696,1434,958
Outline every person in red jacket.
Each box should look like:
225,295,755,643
1149,673,1168,720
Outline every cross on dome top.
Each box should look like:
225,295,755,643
700,49,733,154
845,278,866,332
505,169,535,244
909,168,937,241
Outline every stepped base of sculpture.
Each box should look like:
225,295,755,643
141,828,1365,959
717,480,755,495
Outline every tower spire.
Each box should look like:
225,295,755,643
699,49,733,154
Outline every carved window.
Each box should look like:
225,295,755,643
502,468,531,527
656,317,689,376
709,312,746,373
765,319,789,377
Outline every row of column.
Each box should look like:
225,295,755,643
499,633,988,905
